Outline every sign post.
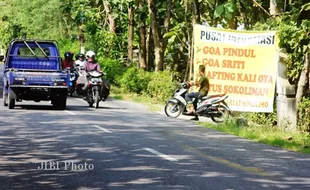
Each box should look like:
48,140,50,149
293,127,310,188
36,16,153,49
193,25,278,113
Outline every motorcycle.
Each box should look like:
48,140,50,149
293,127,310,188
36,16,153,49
164,82,231,123
64,67,79,97
85,70,105,109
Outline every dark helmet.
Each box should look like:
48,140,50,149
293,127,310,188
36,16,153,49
64,51,73,60
75,53,79,60
74,53,84,60
181,82,190,89
77,53,84,59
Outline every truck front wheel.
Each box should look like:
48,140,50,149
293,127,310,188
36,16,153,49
3,91,8,107
8,92,15,109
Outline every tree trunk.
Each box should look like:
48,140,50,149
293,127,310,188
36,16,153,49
296,53,310,105
162,0,172,51
104,1,116,33
147,0,164,72
128,4,134,67
189,2,197,81
186,0,199,81
183,1,190,81
78,24,86,54
270,0,283,16
237,1,250,29
211,0,218,27
147,26,154,71
227,16,238,30
193,0,201,24
228,0,237,29
138,0,147,70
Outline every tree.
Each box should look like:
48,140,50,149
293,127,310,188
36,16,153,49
147,0,164,72
128,2,134,66
0,0,69,41
104,1,116,33
138,0,147,69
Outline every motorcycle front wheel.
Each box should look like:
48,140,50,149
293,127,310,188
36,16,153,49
69,88,74,97
164,101,183,118
87,93,93,107
211,104,230,123
94,90,100,109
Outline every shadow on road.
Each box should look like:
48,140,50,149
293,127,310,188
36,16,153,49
92,106,127,110
0,100,128,111
0,108,310,190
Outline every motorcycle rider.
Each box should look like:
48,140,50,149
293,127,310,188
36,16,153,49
84,51,102,72
184,64,210,121
62,51,75,69
62,51,79,94
82,50,110,100
75,53,86,69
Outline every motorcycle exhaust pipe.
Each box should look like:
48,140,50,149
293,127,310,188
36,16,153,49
196,105,208,114
196,105,220,115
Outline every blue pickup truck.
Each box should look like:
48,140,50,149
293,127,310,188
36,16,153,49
2,39,70,109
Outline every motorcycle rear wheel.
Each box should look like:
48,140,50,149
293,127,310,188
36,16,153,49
87,95,93,107
69,89,73,97
211,104,230,123
164,101,183,118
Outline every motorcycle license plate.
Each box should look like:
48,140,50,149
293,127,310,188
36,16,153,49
91,78,102,83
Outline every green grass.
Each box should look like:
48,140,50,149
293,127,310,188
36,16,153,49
201,119,310,154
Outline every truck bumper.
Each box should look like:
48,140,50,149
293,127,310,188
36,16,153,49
9,85,68,88
9,86,68,101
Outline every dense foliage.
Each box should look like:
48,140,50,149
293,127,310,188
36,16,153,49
298,97,310,133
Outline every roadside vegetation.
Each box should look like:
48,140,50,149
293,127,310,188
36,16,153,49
0,1,310,153
201,118,310,154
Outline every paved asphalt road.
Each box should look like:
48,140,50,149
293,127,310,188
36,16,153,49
1,64,310,190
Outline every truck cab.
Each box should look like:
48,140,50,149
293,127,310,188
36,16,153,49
2,39,70,109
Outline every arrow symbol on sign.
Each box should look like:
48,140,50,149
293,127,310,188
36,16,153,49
196,46,202,52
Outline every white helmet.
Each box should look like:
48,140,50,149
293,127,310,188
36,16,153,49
86,50,96,59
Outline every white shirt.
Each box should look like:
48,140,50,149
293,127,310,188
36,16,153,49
75,60,86,68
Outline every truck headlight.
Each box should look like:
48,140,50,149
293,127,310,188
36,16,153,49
14,77,26,81
53,79,65,82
